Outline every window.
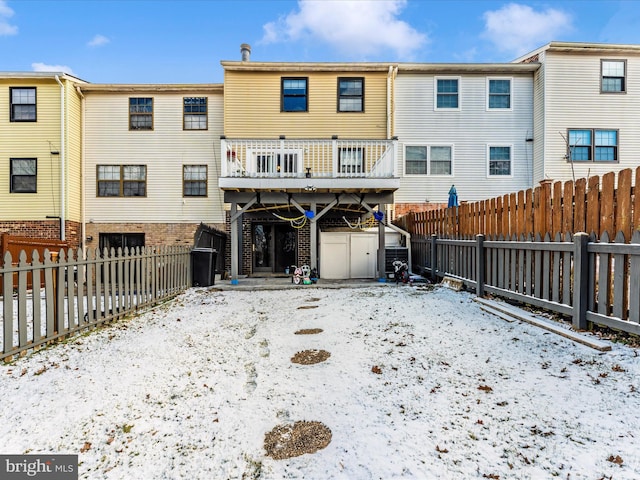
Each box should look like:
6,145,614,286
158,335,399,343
567,129,618,162
338,77,364,112
183,97,207,130
99,233,145,252
430,146,452,175
10,158,37,193
281,78,308,112
129,98,153,130
97,165,147,197
405,145,452,175
601,60,626,93
253,151,301,176
10,87,36,122
435,78,459,109
488,79,511,109
405,146,427,174
338,147,364,174
183,165,207,196
488,146,512,176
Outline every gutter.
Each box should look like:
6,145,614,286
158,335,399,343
55,75,66,241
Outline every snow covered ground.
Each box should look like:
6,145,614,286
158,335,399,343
1,284,639,479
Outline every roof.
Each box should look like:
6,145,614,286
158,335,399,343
78,83,223,93
221,60,539,75
0,71,89,83
513,41,640,63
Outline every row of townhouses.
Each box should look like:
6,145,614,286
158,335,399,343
1,41,639,280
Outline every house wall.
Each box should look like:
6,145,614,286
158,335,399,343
393,72,535,205
83,89,226,245
532,51,546,184
541,49,640,183
223,69,389,139
0,77,82,224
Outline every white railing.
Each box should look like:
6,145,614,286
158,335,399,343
221,138,396,179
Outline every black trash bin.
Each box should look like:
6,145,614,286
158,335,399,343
191,248,217,287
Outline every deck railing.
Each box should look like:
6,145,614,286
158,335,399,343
221,138,397,179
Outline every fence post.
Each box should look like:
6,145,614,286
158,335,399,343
476,234,485,297
573,232,589,330
430,234,437,282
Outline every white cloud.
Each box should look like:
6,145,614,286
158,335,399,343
260,0,427,59
482,3,572,57
88,34,110,47
32,62,75,76
0,0,18,36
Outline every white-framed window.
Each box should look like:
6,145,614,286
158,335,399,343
601,60,626,93
434,77,460,110
404,145,453,176
338,147,364,174
567,129,618,162
487,145,513,177
183,97,207,130
487,78,512,110
248,149,303,176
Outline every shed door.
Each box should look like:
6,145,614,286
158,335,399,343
350,234,377,278
320,233,349,279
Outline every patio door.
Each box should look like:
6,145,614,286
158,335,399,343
252,223,297,274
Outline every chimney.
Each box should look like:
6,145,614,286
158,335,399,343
240,43,251,62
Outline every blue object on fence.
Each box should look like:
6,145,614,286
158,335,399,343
448,185,458,208
373,210,384,221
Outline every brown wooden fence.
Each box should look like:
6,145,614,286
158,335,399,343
0,234,69,290
396,167,640,242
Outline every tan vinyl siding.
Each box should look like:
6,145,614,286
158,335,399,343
394,73,534,204
0,79,64,220
542,50,640,183
84,91,225,224
65,79,83,222
224,70,388,139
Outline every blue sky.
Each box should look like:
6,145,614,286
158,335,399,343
1,0,639,84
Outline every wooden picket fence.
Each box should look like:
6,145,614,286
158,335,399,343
0,246,191,361
396,167,640,243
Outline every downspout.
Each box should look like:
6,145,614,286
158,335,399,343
55,75,66,241
386,66,393,139
76,86,85,252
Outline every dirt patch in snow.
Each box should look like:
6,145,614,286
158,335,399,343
264,421,332,460
294,328,323,335
290,349,330,365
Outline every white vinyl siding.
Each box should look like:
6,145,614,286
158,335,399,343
395,73,534,204
539,50,640,182
84,91,224,224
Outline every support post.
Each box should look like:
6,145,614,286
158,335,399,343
430,234,438,282
310,201,318,271
572,232,589,330
230,203,239,284
476,234,485,297
378,204,386,282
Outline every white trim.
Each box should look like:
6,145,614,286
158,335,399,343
486,144,514,178
433,76,461,111
486,77,513,111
